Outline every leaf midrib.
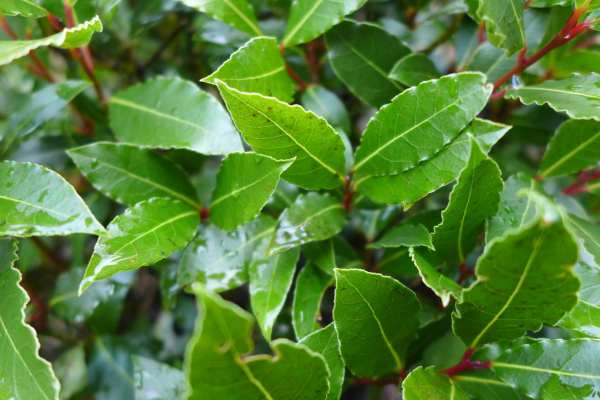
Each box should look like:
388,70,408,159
222,0,262,36
283,0,325,46
211,166,283,207
493,361,600,380
0,194,70,218
516,86,600,102
541,129,600,177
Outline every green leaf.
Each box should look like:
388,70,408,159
249,248,300,340
301,85,351,133
453,218,579,347
539,119,600,178
303,237,362,274
132,356,185,400
477,0,526,55
292,263,333,339
1,80,89,155
0,240,60,400
563,213,600,266
402,367,469,400
178,216,276,292
506,73,600,121
88,336,135,399
300,324,345,400
0,0,47,17
0,15,102,66
0,161,105,237
357,118,509,206
67,142,199,208
185,286,330,400
353,73,492,179
80,198,198,293
389,53,440,87
409,248,463,307
325,20,411,107
540,376,595,400
489,339,600,398
210,152,292,231
559,262,600,337
217,81,346,189
333,268,421,378
53,345,87,400
431,139,503,265
201,37,295,102
270,193,346,255
486,174,540,242
176,0,262,36
109,77,242,155
282,0,367,47
368,223,433,250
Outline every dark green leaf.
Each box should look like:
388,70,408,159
369,223,433,250
133,356,185,400
389,53,440,87
292,262,333,339
301,85,351,133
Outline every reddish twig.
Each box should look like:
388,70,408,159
458,262,473,284
492,4,593,91
477,22,486,43
199,207,210,221
563,170,600,195
443,348,491,377
279,43,309,91
342,174,354,213
305,39,321,82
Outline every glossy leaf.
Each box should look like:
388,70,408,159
325,20,411,107
564,213,600,266
300,325,345,400
80,198,198,293
539,119,600,178
202,37,295,102
490,339,600,398
353,73,492,179
560,263,600,337
270,193,346,254
477,0,526,55
217,81,346,189
0,0,47,17
409,248,463,307
0,240,60,400
357,118,509,206
210,152,292,231
389,53,440,87
506,73,600,121
68,142,199,208
176,0,261,36
333,268,421,378
453,218,579,347
301,85,351,133
369,223,433,250
249,248,300,340
132,356,185,400
282,0,367,47
292,263,333,339
0,15,102,66
178,216,276,292
431,140,503,265
0,161,105,237
185,286,330,400
109,77,242,155
402,367,469,400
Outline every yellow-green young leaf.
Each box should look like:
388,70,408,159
292,263,333,339
539,119,600,178
176,0,261,36
431,140,503,265
249,247,300,340
282,0,367,47
357,118,509,206
409,248,463,307
402,367,469,400
217,81,346,189
0,15,102,66
300,324,345,400
210,153,292,231
0,0,47,17
453,218,579,348
109,77,242,155
486,174,540,242
560,262,600,337
270,193,346,255
325,20,410,107
506,73,600,121
67,142,199,208
202,37,295,102
389,53,440,87
0,240,60,400
333,268,421,378
353,73,492,179
368,223,433,250
80,198,198,293
301,85,351,133
489,339,600,398
0,161,104,237
477,0,526,55
184,286,330,400
563,213,600,266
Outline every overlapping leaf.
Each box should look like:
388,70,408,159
402,367,469,400
560,262,600,337
369,223,433,250
293,263,333,339
176,0,262,36
389,53,440,87
477,0,526,54
409,249,463,307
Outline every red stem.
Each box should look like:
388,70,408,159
443,348,491,377
342,174,354,213
279,43,309,91
563,170,600,195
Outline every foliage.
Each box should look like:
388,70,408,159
1,0,600,399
